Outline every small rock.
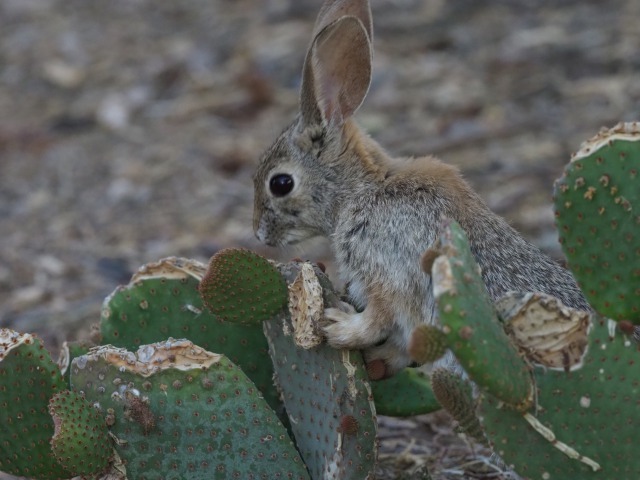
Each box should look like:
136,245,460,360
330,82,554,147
11,285,47,309
37,254,67,276
42,59,86,88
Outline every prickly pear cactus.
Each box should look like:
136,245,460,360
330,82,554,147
424,219,534,410
48,389,111,476
497,292,591,371
0,329,70,480
430,368,487,445
371,368,441,417
199,248,288,323
479,299,640,478
99,257,281,412
554,122,640,324
70,339,310,480
408,324,448,365
265,261,378,480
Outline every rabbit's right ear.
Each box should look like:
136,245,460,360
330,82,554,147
300,1,372,128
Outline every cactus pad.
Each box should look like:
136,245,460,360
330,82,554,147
48,389,111,476
428,220,534,410
0,329,70,479
100,257,280,412
479,316,640,478
554,122,640,323
497,292,591,371
408,324,448,365
264,261,378,479
199,248,288,324
431,368,487,445
371,368,441,417
70,339,310,480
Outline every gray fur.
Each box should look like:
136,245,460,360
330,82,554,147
253,0,589,375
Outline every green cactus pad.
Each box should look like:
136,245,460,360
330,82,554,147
554,122,640,323
0,329,70,479
99,257,280,413
431,368,487,445
70,340,310,480
429,220,533,410
371,368,441,417
479,316,640,478
199,248,288,324
408,324,448,365
265,319,378,479
48,389,112,476
264,261,378,479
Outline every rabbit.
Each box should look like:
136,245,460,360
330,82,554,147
253,0,590,378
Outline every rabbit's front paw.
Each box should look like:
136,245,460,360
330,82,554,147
322,307,388,350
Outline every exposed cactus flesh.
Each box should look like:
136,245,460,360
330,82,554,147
99,257,281,413
496,292,591,371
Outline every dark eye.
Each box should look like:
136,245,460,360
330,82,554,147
269,174,294,197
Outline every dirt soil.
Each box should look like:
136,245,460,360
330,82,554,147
1,0,639,478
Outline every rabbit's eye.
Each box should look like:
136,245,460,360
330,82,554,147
269,174,294,197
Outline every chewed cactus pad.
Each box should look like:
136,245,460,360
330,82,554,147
0,329,70,480
70,340,309,480
100,257,280,413
497,292,591,371
479,317,640,478
265,261,378,480
554,122,640,324
199,248,288,324
265,319,378,479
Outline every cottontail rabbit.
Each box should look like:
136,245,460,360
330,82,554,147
253,0,589,377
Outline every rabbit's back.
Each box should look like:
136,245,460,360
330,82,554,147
333,154,590,329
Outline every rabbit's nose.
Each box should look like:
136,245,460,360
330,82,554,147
254,216,269,245
254,224,265,243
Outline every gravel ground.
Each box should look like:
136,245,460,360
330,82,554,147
1,0,639,478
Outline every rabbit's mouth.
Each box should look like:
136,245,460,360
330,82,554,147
274,230,320,248
255,222,315,248
279,228,319,247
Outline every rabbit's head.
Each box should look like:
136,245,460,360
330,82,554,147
253,0,375,247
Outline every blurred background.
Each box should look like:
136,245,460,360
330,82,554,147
1,0,638,477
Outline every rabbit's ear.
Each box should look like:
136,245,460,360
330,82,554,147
313,0,373,41
300,15,372,127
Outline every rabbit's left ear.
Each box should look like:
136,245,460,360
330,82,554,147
301,15,372,127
